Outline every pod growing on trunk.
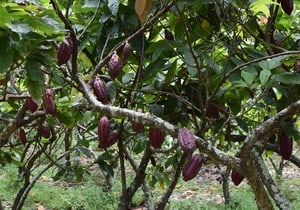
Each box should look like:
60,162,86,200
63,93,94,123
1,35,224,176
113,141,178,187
149,127,165,148
231,169,244,186
93,77,109,104
279,132,293,160
178,128,196,153
43,87,56,116
182,154,203,181
57,36,73,66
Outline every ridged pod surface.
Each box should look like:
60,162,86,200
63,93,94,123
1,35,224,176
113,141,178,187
103,132,119,149
231,170,244,186
98,116,110,148
182,154,203,181
149,127,165,148
93,77,109,104
19,128,27,145
108,51,122,80
123,41,131,62
279,132,293,160
281,0,294,15
57,36,74,66
43,87,56,116
178,128,196,153
26,97,38,113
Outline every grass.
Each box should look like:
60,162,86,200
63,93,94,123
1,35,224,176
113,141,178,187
0,163,300,209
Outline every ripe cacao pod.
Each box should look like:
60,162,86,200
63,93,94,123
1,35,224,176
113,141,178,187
281,0,294,15
123,41,131,62
26,97,38,113
108,51,122,80
132,108,144,133
98,116,110,148
19,128,27,145
92,77,109,104
57,36,73,66
39,125,51,139
149,127,165,148
43,87,56,116
279,132,293,160
103,131,119,149
178,128,196,153
231,169,244,186
182,154,203,181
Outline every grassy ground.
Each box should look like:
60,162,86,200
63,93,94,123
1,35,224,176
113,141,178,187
0,160,300,210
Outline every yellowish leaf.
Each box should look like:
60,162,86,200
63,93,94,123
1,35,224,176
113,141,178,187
135,0,146,16
144,0,152,13
138,12,147,23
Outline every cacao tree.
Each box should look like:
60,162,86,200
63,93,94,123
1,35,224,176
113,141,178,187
0,0,300,209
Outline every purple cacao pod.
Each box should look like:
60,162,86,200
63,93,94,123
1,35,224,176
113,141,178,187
93,77,109,104
19,128,27,145
57,36,74,66
104,131,119,149
182,154,203,181
279,132,293,160
149,127,165,148
98,116,110,148
123,41,131,62
178,128,196,153
39,125,51,139
281,0,294,15
43,87,56,116
231,169,244,186
108,51,122,80
26,97,38,113
132,108,144,133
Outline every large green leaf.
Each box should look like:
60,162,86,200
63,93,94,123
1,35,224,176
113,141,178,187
273,73,300,85
0,36,14,73
0,6,11,28
25,77,45,100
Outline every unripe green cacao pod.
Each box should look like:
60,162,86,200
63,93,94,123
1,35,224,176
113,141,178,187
279,132,293,160
57,36,73,66
108,51,122,80
26,97,38,113
43,87,56,116
98,116,110,148
231,169,244,186
178,128,196,153
182,154,203,181
19,128,27,145
281,0,294,15
93,77,109,104
149,127,165,148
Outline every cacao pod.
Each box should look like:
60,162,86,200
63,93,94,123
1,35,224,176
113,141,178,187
294,58,300,73
149,127,165,148
182,154,203,181
279,132,293,160
98,116,110,148
39,125,51,139
231,169,244,186
26,97,38,113
57,36,74,66
123,41,131,62
164,29,174,41
43,87,56,116
281,0,293,15
271,38,282,54
93,77,109,104
132,108,144,133
102,131,119,149
178,128,196,153
108,51,122,80
19,128,27,145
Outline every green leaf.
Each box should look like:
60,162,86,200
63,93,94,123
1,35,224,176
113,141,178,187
0,36,14,73
0,6,11,28
273,73,300,85
241,70,255,86
26,56,45,82
6,23,32,34
259,69,271,86
122,72,134,83
96,159,114,177
25,78,45,100
108,0,119,16
250,0,277,16
106,81,116,102
56,109,75,127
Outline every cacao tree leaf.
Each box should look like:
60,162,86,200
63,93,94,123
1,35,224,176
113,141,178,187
26,56,45,82
241,70,255,86
75,146,93,158
273,73,300,85
96,159,114,177
259,69,271,86
108,0,119,16
0,36,14,73
106,81,116,102
56,110,75,127
25,78,45,100
6,23,32,34
0,6,11,28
